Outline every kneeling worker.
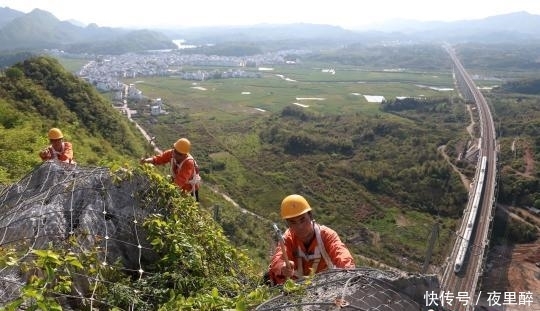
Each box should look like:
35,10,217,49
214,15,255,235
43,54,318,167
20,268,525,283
268,194,355,285
39,127,74,164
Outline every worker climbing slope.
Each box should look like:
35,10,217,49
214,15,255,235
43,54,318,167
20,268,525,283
140,137,201,201
267,194,355,285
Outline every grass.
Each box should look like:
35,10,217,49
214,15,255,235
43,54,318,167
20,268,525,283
126,68,457,121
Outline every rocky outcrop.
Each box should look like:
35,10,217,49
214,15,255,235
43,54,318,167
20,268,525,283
0,161,162,304
255,268,447,311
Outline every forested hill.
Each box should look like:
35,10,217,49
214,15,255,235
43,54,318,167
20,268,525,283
497,78,540,94
0,56,149,183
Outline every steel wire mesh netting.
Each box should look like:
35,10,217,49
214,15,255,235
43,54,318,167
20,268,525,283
0,161,162,307
256,268,448,311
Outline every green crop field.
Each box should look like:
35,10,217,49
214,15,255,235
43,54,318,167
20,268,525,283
124,65,457,119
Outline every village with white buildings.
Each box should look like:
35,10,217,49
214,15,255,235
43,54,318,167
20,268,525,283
75,48,308,117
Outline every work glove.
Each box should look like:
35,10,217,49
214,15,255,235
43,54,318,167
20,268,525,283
281,261,295,278
39,149,51,158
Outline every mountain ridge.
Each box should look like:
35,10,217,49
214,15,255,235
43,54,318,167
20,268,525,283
0,7,176,54
130,11,540,44
1,8,540,54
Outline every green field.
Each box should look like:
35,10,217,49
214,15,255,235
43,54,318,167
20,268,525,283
125,66,457,119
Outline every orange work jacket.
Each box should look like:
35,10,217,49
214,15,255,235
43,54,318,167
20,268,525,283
268,222,355,285
151,149,199,194
40,142,74,164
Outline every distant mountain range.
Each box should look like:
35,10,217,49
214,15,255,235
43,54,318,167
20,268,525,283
0,8,176,54
158,11,540,45
370,11,540,42
1,7,540,55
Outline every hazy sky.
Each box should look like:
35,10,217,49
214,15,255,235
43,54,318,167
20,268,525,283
1,0,540,30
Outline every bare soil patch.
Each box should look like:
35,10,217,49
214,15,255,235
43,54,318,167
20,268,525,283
481,207,540,309
483,241,540,300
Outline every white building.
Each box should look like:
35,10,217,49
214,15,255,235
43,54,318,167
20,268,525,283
150,105,161,116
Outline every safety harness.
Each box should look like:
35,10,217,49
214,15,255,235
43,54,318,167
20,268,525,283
171,154,201,194
294,222,335,279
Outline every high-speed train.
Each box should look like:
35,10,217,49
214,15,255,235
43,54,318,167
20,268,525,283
454,155,487,273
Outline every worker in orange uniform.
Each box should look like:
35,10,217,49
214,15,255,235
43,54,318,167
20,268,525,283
39,128,75,164
267,194,355,285
140,138,201,202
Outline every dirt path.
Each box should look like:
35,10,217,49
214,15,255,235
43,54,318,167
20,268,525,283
509,138,536,178
205,184,267,221
438,145,471,189
435,103,476,190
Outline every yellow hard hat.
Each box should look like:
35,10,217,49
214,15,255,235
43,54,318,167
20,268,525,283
173,138,191,154
48,128,64,140
281,194,312,219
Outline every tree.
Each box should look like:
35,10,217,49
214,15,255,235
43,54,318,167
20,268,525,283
5,67,24,80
